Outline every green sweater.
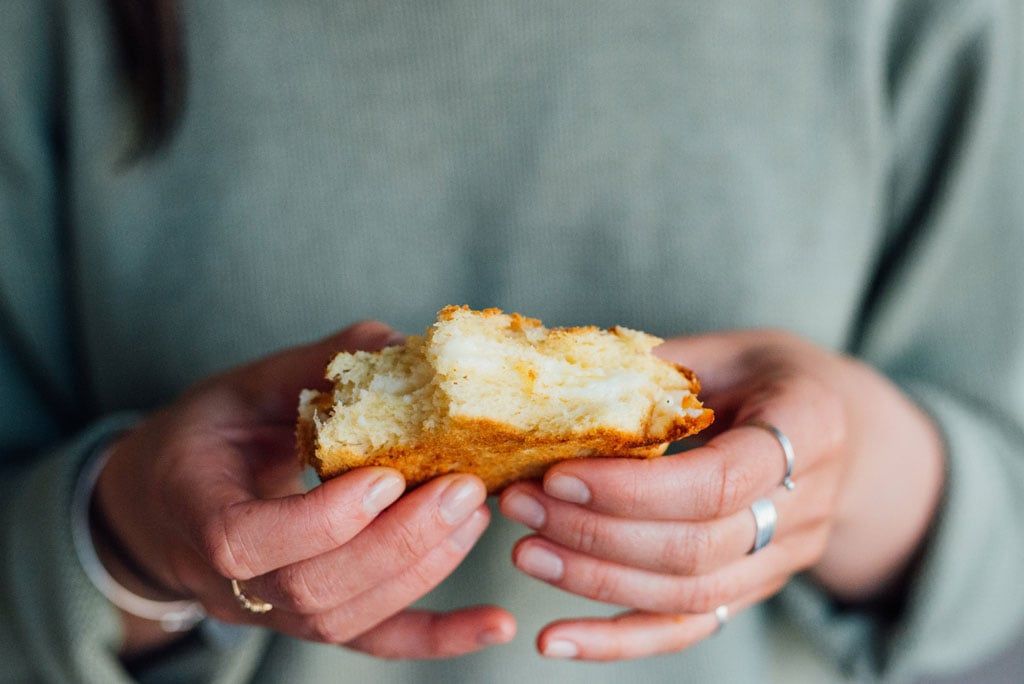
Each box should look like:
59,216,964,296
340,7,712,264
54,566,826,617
2,1,1022,682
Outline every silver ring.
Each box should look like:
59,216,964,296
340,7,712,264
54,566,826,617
746,419,796,491
713,604,729,635
749,498,777,554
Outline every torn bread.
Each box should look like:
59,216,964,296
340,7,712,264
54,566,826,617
297,306,714,493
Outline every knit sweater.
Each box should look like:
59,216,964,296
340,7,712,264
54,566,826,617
1,1,1022,682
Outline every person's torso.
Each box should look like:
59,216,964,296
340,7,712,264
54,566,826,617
63,1,885,680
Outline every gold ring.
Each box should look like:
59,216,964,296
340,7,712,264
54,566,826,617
231,579,273,614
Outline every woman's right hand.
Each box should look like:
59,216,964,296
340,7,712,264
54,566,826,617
93,321,515,659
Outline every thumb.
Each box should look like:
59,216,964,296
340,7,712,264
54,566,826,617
654,331,751,393
654,329,793,395
225,320,404,419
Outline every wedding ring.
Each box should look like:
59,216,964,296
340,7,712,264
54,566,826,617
748,498,778,554
231,579,273,614
746,419,796,491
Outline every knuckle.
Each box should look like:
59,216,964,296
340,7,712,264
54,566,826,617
689,526,719,575
271,565,323,613
405,555,445,589
675,575,731,613
306,489,355,549
621,470,647,516
703,451,753,519
587,565,622,602
662,524,714,575
200,512,252,579
382,516,428,561
307,613,346,644
567,513,604,555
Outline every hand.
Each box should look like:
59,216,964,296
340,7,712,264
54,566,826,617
499,330,944,661
95,321,515,659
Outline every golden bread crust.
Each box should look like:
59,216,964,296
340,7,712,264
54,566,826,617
297,305,715,493
298,407,713,493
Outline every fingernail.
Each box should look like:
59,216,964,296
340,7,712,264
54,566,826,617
478,627,510,646
542,639,579,659
384,332,406,347
516,544,564,581
545,474,590,504
440,477,483,525
502,492,546,529
448,509,487,550
362,473,404,514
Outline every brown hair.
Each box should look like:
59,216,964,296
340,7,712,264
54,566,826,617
107,0,186,155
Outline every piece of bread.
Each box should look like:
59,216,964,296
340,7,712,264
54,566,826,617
297,306,714,493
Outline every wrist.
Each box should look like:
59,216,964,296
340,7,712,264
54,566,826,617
90,477,189,603
89,495,194,657
810,365,946,601
71,441,205,641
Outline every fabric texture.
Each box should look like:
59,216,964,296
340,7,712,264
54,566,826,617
1,0,1022,682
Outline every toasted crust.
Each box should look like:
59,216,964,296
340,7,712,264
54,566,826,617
297,392,713,493
298,411,713,494
297,305,715,493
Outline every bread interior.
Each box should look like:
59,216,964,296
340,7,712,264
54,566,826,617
299,307,706,457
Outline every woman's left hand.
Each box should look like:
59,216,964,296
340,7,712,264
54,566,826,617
499,329,945,661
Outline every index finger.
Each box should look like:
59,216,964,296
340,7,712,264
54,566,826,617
179,462,406,580
221,320,403,419
346,607,515,658
542,375,845,520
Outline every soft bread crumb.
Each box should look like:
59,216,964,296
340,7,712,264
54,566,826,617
297,306,713,492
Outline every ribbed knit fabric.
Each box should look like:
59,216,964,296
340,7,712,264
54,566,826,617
2,1,1022,682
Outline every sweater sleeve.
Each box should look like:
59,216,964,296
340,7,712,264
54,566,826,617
0,4,267,682
776,0,1024,680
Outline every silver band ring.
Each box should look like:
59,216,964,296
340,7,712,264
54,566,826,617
746,419,796,491
231,579,273,614
713,604,730,635
749,498,778,554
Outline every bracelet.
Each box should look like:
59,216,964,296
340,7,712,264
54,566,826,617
71,443,206,632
